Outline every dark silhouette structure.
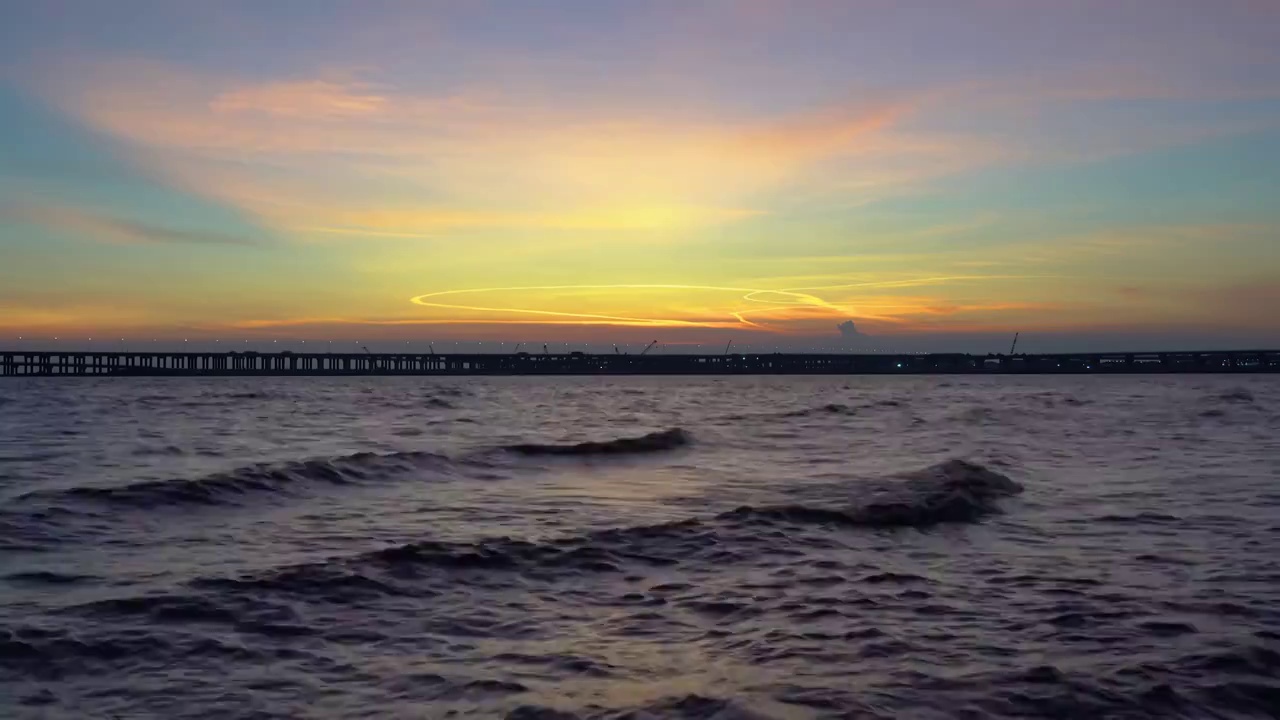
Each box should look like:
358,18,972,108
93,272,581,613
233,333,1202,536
1,349,1276,376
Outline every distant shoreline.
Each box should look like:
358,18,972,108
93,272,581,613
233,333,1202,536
3,349,1277,376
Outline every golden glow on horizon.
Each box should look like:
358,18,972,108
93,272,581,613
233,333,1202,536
404,278,1042,331
411,285,817,330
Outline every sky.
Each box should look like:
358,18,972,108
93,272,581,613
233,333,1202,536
1,0,1278,353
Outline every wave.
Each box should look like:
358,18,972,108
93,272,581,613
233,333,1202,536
1027,391,1091,407
189,563,414,603
1198,388,1263,419
384,396,460,411
726,400,908,422
0,515,68,552
508,695,768,720
131,444,187,457
1217,388,1255,403
222,391,277,400
133,394,178,404
1097,512,1181,524
53,459,1023,662
75,593,245,623
19,449,453,509
181,459,1020,605
0,451,64,463
955,406,999,424
3,570,96,585
1,624,273,681
505,428,690,456
780,403,857,418
774,399,907,419
427,386,470,398
133,391,289,408
723,459,1023,529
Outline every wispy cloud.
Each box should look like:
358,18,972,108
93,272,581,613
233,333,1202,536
33,61,972,236
1011,224,1274,267
3,202,257,247
38,51,1271,245
209,79,389,118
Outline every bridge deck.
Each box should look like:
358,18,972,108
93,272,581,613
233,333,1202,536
2,350,1277,376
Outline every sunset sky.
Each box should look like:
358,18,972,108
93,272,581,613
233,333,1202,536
2,0,1278,352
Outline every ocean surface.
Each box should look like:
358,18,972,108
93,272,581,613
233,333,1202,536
2,375,1279,719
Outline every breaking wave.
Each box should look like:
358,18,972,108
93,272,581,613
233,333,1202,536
505,428,691,456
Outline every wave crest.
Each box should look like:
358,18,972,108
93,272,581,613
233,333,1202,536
22,450,452,508
724,459,1022,529
506,428,691,456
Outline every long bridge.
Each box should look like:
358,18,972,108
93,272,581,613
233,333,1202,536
1,349,1277,376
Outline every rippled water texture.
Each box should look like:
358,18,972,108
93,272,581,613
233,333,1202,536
2,376,1279,718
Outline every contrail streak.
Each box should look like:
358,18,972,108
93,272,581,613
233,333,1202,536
407,277,1032,329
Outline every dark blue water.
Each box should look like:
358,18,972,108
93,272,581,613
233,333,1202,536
2,376,1279,718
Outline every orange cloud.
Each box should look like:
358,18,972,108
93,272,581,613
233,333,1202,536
734,100,909,159
36,60,983,237
0,302,159,330
209,79,389,118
